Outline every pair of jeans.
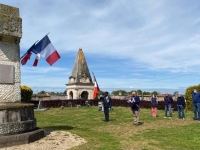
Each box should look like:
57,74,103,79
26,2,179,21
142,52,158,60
193,103,200,120
104,108,109,121
177,105,185,118
164,104,172,117
131,109,139,124
151,107,157,117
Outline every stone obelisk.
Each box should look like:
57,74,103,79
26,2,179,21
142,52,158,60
0,4,44,147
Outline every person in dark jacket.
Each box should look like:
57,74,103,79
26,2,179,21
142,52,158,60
177,93,185,119
192,89,200,120
130,91,140,125
150,95,158,117
103,92,112,122
164,92,173,118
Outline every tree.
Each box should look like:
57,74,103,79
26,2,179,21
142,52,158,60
98,90,106,96
63,90,66,94
143,91,151,95
38,90,46,94
185,84,200,111
173,91,179,96
136,89,142,95
111,90,128,96
20,85,33,103
151,91,159,95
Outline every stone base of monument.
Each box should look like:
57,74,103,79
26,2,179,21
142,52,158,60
0,128,44,148
0,103,44,147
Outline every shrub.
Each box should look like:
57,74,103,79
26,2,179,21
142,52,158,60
185,84,200,111
20,85,33,103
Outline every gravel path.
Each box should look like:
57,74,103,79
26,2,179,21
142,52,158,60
1,130,86,150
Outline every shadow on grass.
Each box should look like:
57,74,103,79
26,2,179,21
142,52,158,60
101,118,117,122
43,125,75,131
139,122,144,125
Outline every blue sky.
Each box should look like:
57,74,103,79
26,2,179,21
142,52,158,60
2,0,200,94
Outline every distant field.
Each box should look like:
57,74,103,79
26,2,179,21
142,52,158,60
35,106,200,150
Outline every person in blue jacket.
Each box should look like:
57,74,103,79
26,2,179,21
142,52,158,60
164,92,173,118
130,91,140,125
192,89,200,120
103,92,112,122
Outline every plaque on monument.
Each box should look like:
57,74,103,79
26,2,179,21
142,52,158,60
0,64,15,84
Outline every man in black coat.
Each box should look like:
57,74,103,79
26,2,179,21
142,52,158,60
130,91,140,125
103,92,112,122
177,92,185,119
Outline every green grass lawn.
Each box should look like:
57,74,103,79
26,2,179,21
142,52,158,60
35,106,200,150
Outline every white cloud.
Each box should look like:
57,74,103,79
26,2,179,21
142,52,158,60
1,0,200,92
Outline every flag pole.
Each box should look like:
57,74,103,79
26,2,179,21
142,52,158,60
20,40,39,60
35,32,50,45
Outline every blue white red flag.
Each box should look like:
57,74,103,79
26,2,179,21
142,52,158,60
33,35,60,66
20,43,35,65
93,73,100,98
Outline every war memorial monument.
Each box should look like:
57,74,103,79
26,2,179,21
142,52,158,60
0,4,44,147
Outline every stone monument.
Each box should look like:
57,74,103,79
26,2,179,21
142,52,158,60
0,4,44,147
66,48,94,100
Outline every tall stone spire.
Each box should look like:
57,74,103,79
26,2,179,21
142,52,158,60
66,48,94,100
68,48,93,85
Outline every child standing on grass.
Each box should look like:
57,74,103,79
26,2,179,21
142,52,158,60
150,95,158,117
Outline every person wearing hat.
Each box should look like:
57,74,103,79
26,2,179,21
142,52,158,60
103,92,112,122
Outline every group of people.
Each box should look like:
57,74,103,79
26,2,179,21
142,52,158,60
101,89,200,124
151,92,185,119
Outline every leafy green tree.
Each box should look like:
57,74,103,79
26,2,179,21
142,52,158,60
143,91,151,95
38,90,46,94
98,90,106,96
136,89,142,95
63,90,66,94
185,84,200,111
111,90,127,96
151,91,159,95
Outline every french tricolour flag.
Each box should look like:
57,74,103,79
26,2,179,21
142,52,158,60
33,35,60,66
93,74,100,99
20,43,35,65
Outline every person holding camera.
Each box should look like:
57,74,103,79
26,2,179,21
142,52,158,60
103,92,112,122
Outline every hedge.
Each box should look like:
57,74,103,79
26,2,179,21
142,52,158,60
31,99,177,111
185,84,200,111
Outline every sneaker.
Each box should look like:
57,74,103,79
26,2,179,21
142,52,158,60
169,117,172,119
164,116,167,118
133,122,139,125
183,118,185,120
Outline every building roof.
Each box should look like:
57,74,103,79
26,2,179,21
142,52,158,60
68,48,93,85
